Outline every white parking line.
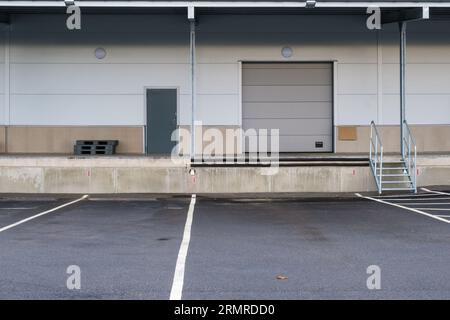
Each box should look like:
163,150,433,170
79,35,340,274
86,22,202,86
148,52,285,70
414,208,450,211
355,193,450,224
421,188,450,196
374,193,441,198
387,197,450,201
396,203,450,206
0,207,37,210
170,194,196,300
436,215,450,218
0,195,89,234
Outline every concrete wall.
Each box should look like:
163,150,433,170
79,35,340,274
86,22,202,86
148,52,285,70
0,155,448,194
0,14,449,153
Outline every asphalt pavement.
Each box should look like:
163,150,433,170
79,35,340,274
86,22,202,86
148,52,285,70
0,190,449,299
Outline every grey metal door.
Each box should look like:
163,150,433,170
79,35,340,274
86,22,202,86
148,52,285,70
146,89,177,154
242,63,333,152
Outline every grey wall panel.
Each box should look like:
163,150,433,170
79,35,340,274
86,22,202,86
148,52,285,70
11,32,189,64
276,136,333,153
0,96,5,125
7,13,450,130
12,14,189,34
243,135,333,153
243,63,332,70
197,94,240,125
337,63,377,95
381,30,450,64
243,118,332,136
11,63,190,95
243,102,332,119
243,86,332,103
197,63,239,95
382,94,450,126
198,15,369,34
381,95,401,125
0,64,5,95
242,62,333,152
243,67,332,86
10,94,144,125
336,94,377,125
383,63,450,95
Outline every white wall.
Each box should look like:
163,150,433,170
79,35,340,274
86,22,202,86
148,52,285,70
2,13,450,127
381,21,450,125
8,14,190,126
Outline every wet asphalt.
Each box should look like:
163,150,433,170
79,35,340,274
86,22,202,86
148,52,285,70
0,193,449,299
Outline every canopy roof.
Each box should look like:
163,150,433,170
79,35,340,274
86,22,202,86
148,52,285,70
0,1,449,16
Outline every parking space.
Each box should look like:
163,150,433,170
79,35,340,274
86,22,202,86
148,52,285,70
357,188,450,224
0,192,449,299
183,196,450,299
0,197,190,299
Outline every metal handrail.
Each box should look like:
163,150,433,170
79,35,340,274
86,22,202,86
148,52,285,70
369,121,383,194
402,120,417,193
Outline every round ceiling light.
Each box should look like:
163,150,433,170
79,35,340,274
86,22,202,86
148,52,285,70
94,47,107,60
281,46,293,58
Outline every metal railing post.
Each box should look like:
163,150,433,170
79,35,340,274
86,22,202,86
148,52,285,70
414,145,417,192
369,121,383,194
370,123,373,164
403,120,417,193
380,145,383,194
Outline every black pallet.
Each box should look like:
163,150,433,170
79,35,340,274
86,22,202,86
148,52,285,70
74,150,115,155
75,140,118,146
74,144,117,155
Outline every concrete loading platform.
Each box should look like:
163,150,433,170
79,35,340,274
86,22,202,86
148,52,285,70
0,154,449,194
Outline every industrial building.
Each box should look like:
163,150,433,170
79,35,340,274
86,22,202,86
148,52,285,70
0,1,449,194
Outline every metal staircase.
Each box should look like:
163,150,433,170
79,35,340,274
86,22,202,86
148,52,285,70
369,121,417,194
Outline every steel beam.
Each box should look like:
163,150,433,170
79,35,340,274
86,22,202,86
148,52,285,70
189,18,196,161
399,21,406,157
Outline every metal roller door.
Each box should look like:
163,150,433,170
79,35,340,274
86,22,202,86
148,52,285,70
242,63,333,152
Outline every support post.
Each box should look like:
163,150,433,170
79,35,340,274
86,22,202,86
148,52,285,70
189,12,196,161
383,7,428,158
399,21,407,157
3,20,9,153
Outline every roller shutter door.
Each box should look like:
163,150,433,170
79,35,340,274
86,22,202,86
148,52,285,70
242,63,333,152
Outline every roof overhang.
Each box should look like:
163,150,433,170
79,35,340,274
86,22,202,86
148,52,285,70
0,2,449,9
0,2,449,17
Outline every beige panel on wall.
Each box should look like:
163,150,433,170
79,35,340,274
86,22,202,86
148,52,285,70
0,126,5,153
337,126,398,153
336,125,450,153
7,126,143,154
338,126,357,141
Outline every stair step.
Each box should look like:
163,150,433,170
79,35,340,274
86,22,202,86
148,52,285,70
384,160,405,163
376,167,406,171
382,187,415,191
382,181,412,184
378,173,409,177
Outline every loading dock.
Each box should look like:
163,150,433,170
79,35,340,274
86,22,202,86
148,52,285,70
242,62,333,152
